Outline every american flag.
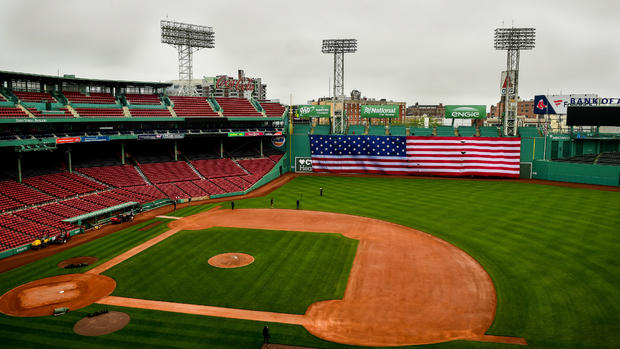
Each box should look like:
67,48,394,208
310,135,521,178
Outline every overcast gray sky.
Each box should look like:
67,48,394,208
1,0,618,106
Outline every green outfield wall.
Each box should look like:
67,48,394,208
532,160,620,186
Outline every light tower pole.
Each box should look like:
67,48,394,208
161,20,215,96
494,27,535,136
322,39,357,134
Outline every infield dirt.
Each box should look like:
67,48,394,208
93,208,526,346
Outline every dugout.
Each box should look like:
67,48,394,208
63,202,140,229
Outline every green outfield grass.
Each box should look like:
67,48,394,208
103,227,357,314
0,176,619,349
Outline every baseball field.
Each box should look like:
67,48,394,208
0,175,618,348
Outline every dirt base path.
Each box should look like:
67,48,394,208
95,208,525,346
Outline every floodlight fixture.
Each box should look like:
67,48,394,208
494,28,535,51
322,39,358,54
161,20,215,96
493,27,536,136
322,39,357,134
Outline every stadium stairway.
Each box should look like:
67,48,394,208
184,160,207,180
66,105,80,118
16,105,35,118
132,165,154,185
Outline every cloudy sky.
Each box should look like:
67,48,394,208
1,0,618,106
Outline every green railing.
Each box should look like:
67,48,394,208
208,98,221,112
250,99,264,113
0,86,18,103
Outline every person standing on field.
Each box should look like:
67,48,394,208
262,325,270,346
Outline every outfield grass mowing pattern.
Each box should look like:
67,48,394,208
0,176,618,348
103,227,358,314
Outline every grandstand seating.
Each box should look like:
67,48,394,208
216,98,262,118
174,181,209,197
596,152,620,166
23,172,103,198
81,192,124,207
237,158,275,177
225,176,251,190
436,126,456,136
128,109,173,118
62,197,106,212
410,128,433,136
210,177,242,192
458,126,477,137
77,165,145,187
269,154,283,163
480,127,500,137
12,91,56,103
13,208,77,232
125,94,162,105
0,214,59,238
139,161,200,184
368,126,386,136
0,180,53,206
26,106,73,118
39,202,86,219
99,187,159,204
0,193,23,212
0,106,28,118
156,183,189,199
74,107,124,118
192,180,226,195
390,126,407,136
64,91,117,104
259,101,286,117
169,96,219,117
191,158,246,178
0,226,36,250
121,185,166,201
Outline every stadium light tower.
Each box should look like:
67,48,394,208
322,39,357,134
494,27,535,136
161,20,215,96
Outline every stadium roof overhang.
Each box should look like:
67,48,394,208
0,70,172,89
62,201,139,223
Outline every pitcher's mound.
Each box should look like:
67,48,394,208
74,311,130,336
208,253,254,268
0,274,116,317
58,256,99,269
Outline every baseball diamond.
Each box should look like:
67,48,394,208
1,5,620,347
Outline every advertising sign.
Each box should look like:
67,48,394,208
81,136,110,142
272,136,286,147
298,105,331,118
215,76,255,91
444,105,486,119
295,157,313,172
137,134,184,140
227,132,245,137
360,105,399,118
533,94,604,114
500,71,515,96
55,137,81,144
